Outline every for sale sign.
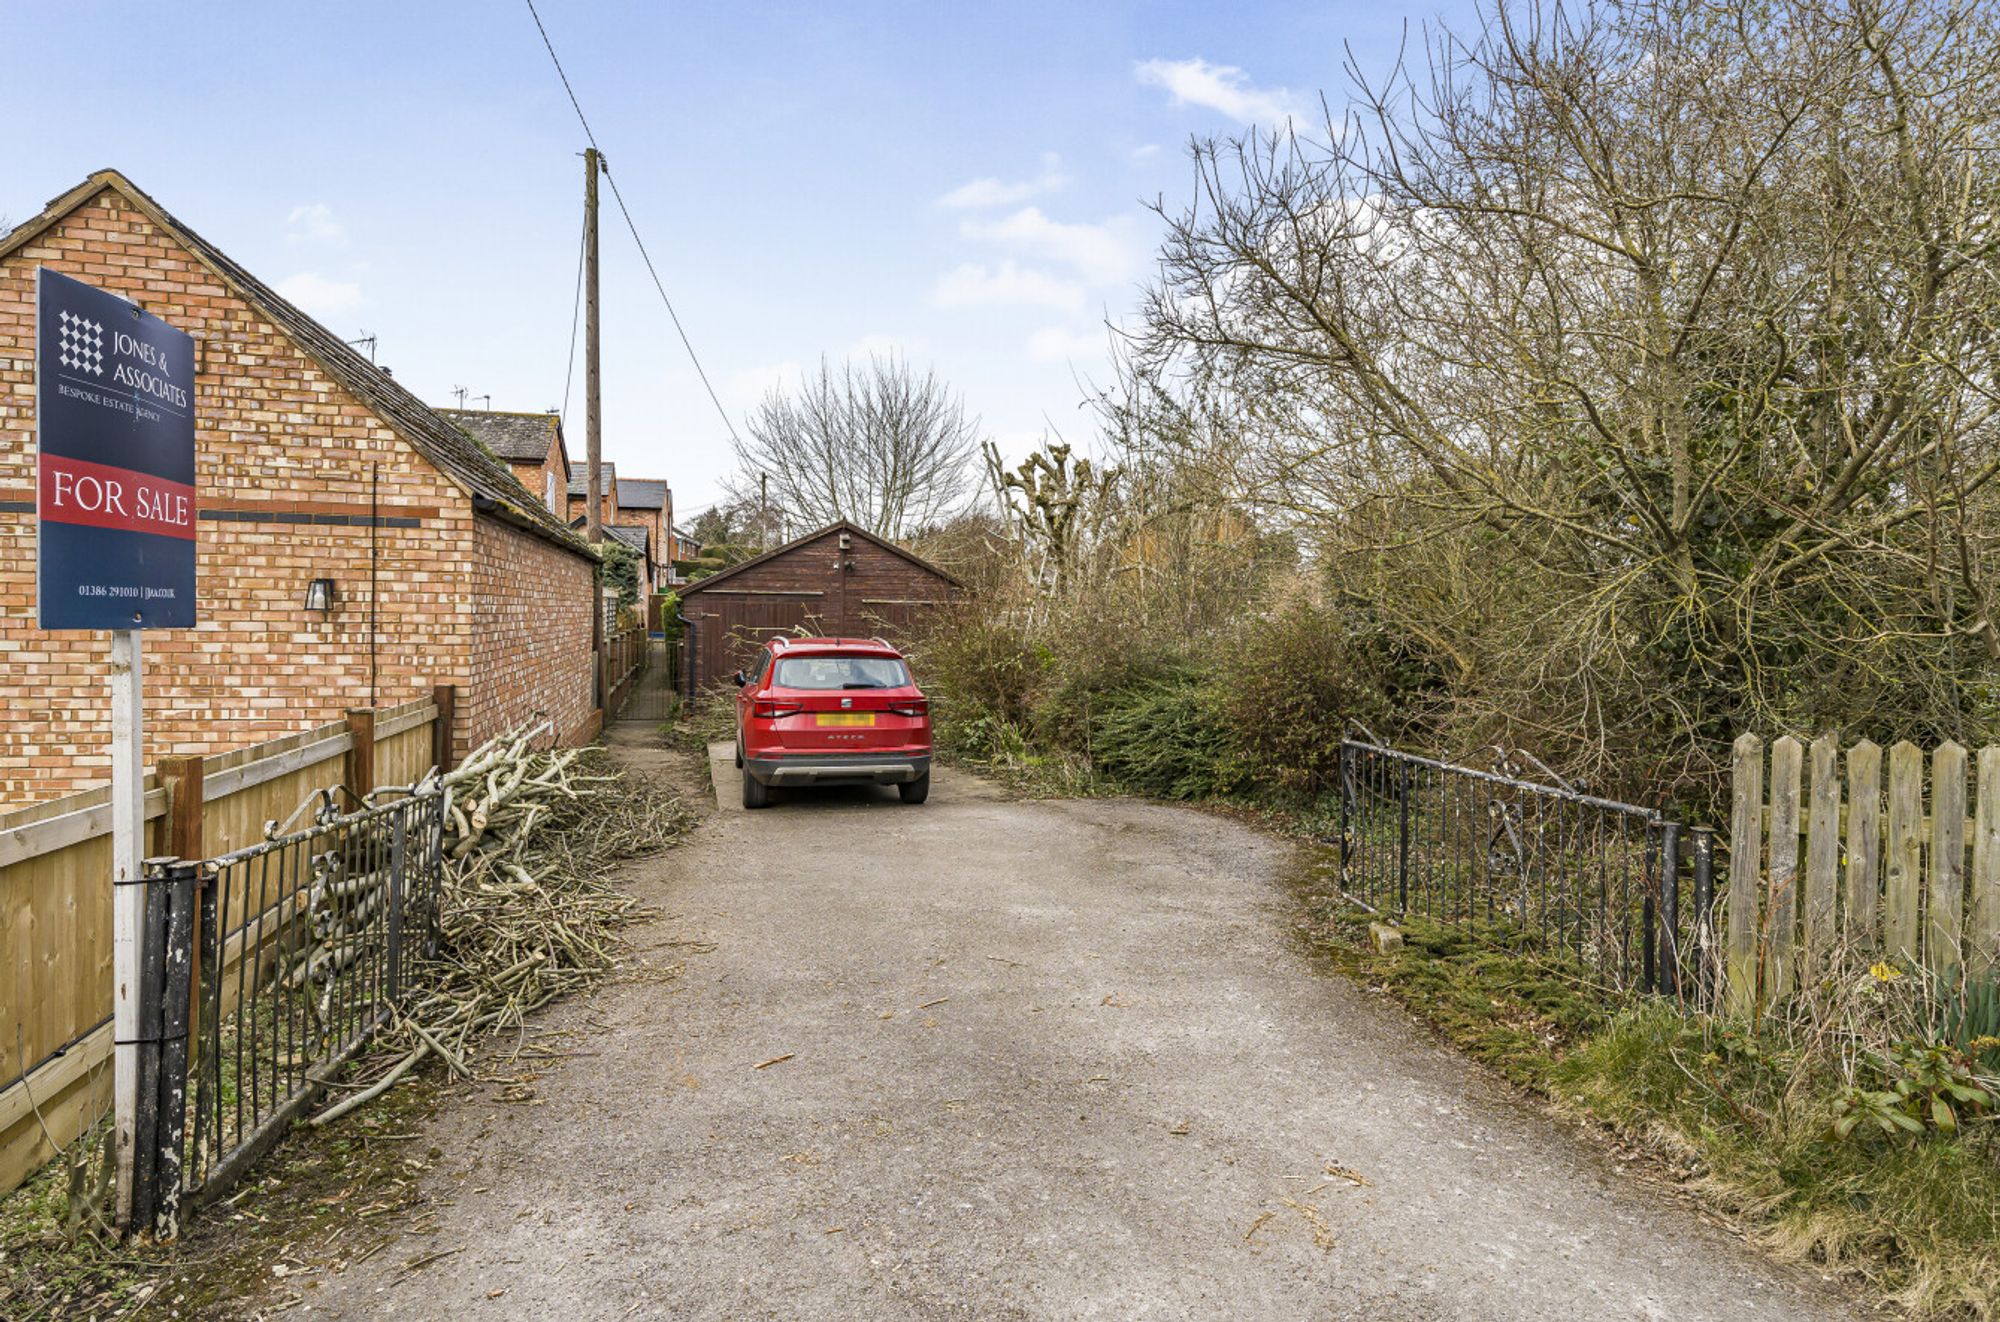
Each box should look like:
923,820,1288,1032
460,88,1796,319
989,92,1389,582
37,267,197,629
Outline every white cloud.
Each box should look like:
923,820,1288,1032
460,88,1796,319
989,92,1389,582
937,155,1069,209
1026,325,1108,362
285,203,346,244
1131,143,1162,162
959,207,1140,285
275,272,363,315
844,333,923,361
726,359,804,407
1135,57,1307,128
931,261,1085,312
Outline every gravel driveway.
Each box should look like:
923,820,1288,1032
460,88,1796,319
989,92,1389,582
285,729,1854,1320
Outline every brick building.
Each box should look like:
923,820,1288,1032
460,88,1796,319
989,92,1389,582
442,408,569,517
0,169,603,807
566,461,619,529
566,463,678,599
615,477,673,559
676,519,959,692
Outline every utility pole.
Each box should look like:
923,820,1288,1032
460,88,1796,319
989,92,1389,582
584,146,604,545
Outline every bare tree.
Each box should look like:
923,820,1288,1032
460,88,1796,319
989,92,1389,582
1133,0,2000,788
727,355,980,541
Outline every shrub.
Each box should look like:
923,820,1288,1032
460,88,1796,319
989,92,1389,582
1087,665,1247,800
1220,601,1393,797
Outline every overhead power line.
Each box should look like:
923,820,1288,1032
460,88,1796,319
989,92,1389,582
524,0,743,446
561,204,585,418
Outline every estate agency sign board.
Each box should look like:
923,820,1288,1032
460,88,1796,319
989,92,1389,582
36,267,197,629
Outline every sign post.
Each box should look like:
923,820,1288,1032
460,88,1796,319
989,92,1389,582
35,267,197,1231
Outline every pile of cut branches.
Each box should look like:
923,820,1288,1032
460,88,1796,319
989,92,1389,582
309,726,693,1124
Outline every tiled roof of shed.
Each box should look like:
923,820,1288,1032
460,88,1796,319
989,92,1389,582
0,170,595,562
441,409,563,463
617,478,668,510
604,524,651,556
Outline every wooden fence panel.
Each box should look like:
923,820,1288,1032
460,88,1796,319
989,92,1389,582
1930,742,1967,973
1730,735,2000,1007
1975,748,2000,979
1804,735,1840,973
1726,734,1763,1015
1846,740,1882,951
1764,736,1801,997
1885,741,1924,964
373,699,438,789
0,697,441,1199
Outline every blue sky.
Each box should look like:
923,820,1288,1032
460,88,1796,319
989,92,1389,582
4,1,1471,516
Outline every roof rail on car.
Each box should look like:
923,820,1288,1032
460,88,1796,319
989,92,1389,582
869,636,891,649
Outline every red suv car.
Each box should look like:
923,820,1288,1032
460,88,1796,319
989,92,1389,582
733,637,932,809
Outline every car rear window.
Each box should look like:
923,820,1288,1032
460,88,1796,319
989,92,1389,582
772,655,910,690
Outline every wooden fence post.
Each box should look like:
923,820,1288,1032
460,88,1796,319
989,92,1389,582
1764,736,1801,998
431,684,457,774
1846,740,1882,953
1804,735,1840,976
1930,742,1967,975
344,708,376,805
160,756,204,863
1885,740,1924,964
1726,733,1763,1016
1972,746,2000,980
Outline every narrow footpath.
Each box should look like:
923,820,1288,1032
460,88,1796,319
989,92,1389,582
283,723,1855,1320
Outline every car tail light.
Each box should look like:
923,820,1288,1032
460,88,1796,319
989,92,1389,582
888,699,928,718
753,700,803,719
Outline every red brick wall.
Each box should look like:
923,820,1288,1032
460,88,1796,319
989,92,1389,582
504,430,567,517
468,515,596,753
0,185,596,806
566,490,619,530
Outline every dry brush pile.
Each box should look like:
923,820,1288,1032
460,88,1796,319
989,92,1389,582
307,725,694,1125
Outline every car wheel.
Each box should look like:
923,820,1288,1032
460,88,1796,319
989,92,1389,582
742,767,770,810
898,771,930,805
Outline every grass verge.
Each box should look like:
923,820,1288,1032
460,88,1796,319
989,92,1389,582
1285,847,2000,1319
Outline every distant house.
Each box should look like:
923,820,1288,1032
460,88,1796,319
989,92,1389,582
442,408,569,516
615,477,672,563
567,461,619,530
669,526,702,585
0,169,603,805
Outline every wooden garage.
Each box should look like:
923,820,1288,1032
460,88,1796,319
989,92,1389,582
676,520,960,694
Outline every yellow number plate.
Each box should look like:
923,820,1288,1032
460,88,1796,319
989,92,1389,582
815,712,875,727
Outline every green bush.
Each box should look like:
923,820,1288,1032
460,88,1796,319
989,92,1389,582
1087,665,1247,800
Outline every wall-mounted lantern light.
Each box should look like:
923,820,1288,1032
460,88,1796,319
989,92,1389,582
304,577,337,614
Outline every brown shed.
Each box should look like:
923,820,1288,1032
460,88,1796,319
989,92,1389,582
676,520,960,694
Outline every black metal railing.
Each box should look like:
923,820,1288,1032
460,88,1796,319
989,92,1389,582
1338,740,1710,1000
175,789,447,1207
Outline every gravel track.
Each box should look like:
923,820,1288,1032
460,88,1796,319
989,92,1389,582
284,727,1854,1320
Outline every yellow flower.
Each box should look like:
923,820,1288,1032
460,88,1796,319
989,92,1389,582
1868,961,1903,983
1971,1035,2000,1053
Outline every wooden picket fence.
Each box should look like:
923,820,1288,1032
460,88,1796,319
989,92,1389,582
1724,733,2000,1014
